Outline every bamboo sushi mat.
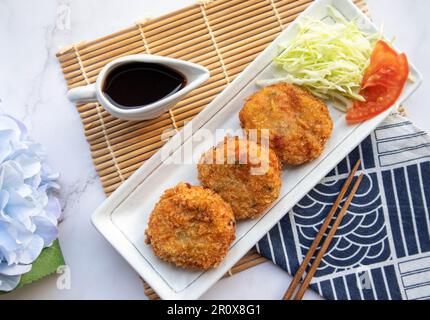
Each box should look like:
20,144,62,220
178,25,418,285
57,0,369,300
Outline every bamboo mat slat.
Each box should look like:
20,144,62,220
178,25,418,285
56,0,370,300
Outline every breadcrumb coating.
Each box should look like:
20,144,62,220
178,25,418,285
145,183,236,270
198,137,282,220
239,83,333,165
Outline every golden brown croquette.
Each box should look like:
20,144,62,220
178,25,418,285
145,182,236,270
198,137,282,220
239,83,333,165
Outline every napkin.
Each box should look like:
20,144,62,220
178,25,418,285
257,114,430,300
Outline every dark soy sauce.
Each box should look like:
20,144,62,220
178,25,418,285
102,62,186,109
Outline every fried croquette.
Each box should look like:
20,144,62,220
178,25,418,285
239,83,333,165
145,182,236,270
198,137,282,220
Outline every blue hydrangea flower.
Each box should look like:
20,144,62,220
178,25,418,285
0,115,61,291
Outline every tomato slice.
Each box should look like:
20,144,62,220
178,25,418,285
346,41,409,124
361,40,399,84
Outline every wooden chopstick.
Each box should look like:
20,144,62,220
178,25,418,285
294,173,364,300
283,160,362,300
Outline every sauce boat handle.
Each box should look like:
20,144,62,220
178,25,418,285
67,84,97,103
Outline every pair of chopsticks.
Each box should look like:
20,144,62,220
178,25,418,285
284,160,364,300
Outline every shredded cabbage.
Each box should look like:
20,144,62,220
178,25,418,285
258,6,379,111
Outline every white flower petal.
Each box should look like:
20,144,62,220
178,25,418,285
16,235,44,265
0,226,21,256
45,196,62,221
0,116,22,140
0,131,14,164
0,261,31,276
33,216,58,247
0,190,9,210
0,274,21,292
14,153,42,180
0,114,61,291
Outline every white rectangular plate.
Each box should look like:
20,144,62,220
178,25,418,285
92,0,423,300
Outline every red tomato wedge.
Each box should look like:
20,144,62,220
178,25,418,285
346,40,409,124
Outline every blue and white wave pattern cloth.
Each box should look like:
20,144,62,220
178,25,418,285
257,114,430,300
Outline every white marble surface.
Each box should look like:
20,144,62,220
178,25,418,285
0,0,428,300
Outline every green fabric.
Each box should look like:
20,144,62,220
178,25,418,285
0,239,65,292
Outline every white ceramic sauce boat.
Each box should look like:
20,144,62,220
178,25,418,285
67,54,210,121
